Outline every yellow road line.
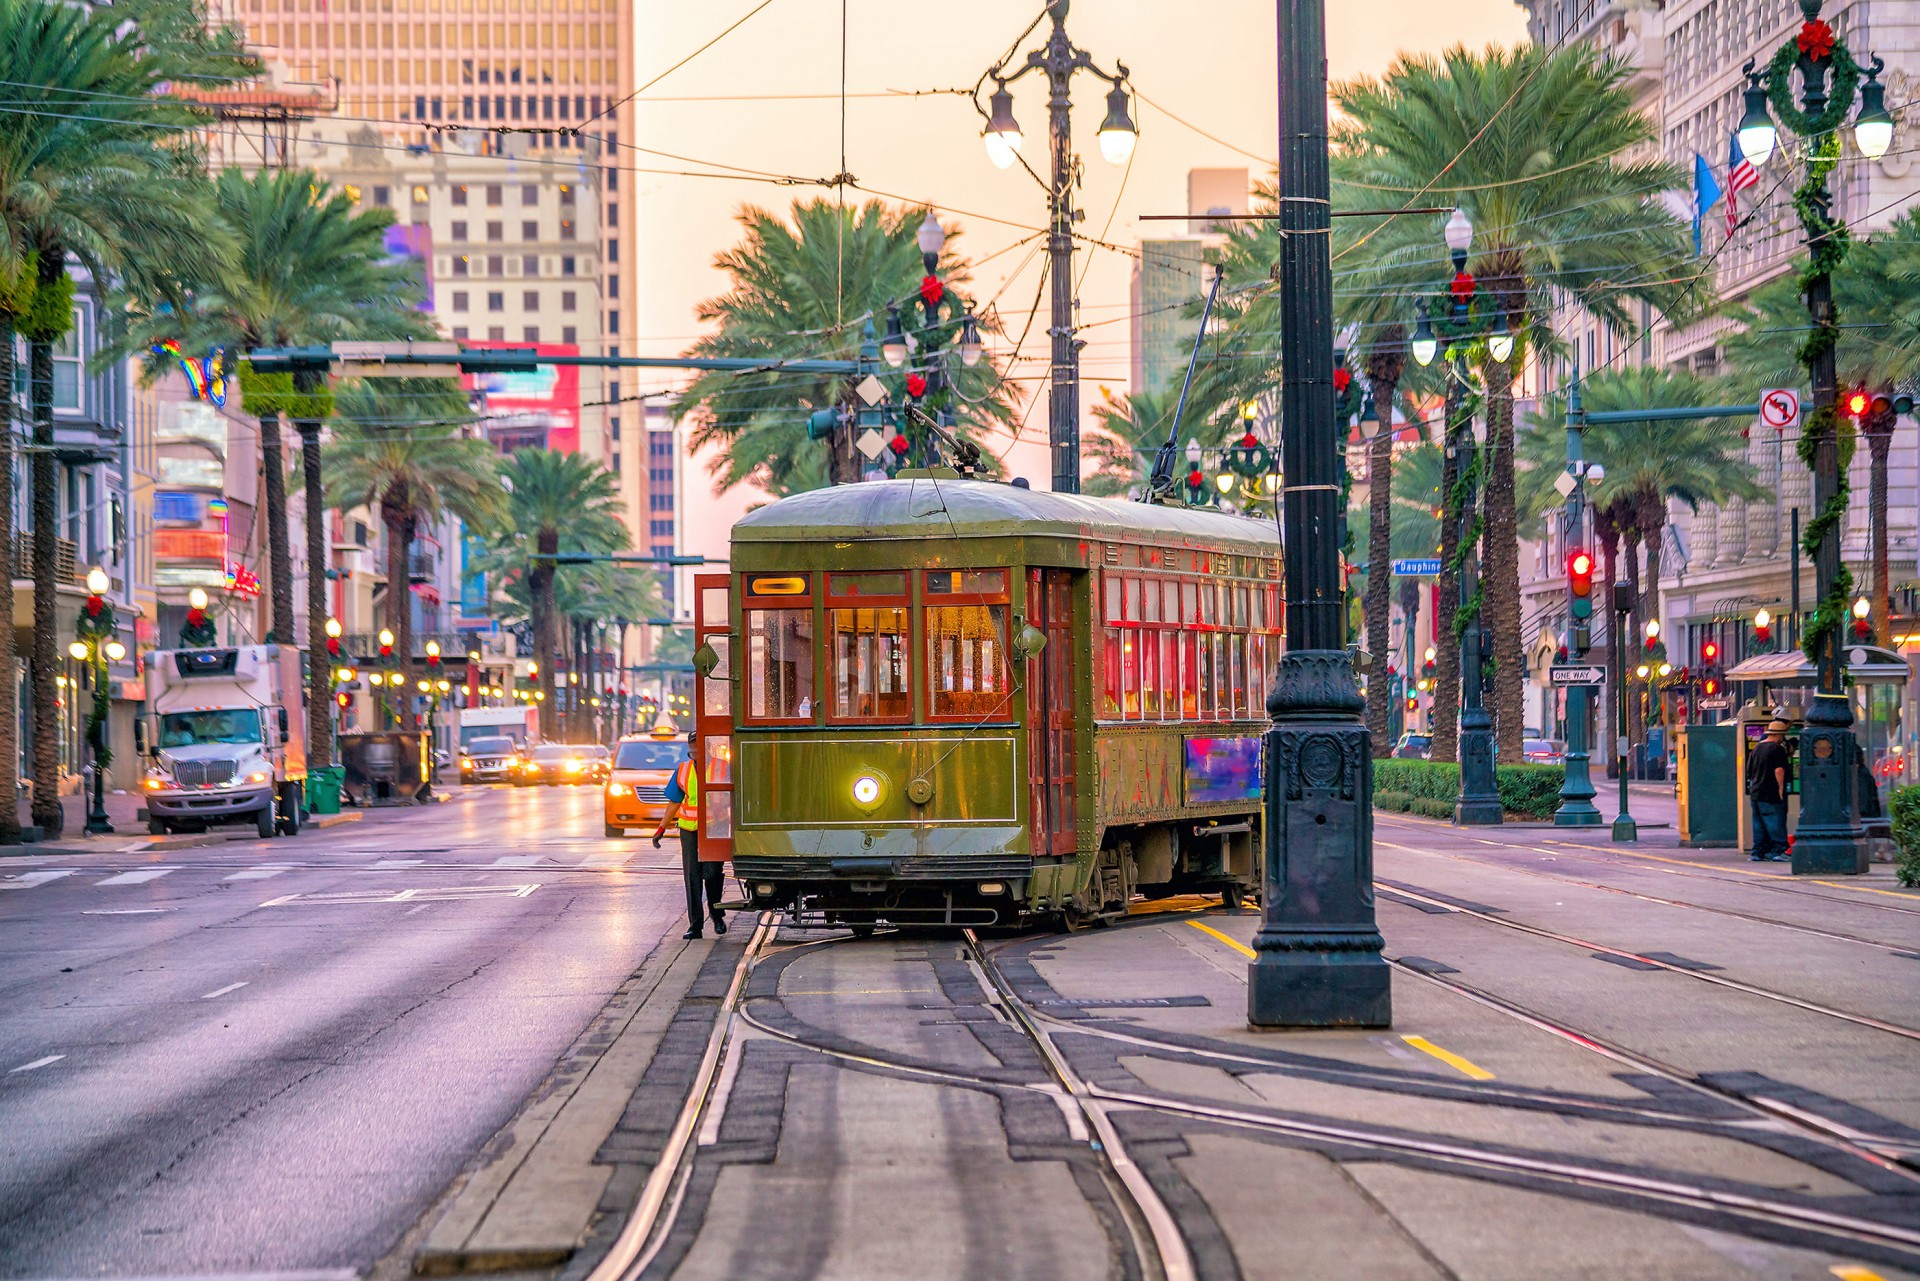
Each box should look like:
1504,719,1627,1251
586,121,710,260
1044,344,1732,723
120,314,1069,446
1186,919,1255,958
1810,880,1920,901
1829,1266,1888,1281
1401,1034,1496,1081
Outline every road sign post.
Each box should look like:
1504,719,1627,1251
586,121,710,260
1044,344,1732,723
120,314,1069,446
1549,665,1607,687
1759,388,1800,432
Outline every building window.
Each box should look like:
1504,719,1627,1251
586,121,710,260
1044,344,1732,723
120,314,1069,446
451,291,469,311
488,326,505,342
486,221,503,241
561,290,576,311
521,182,538,205
372,186,391,207
522,289,538,309
650,520,673,538
649,493,672,512
487,254,504,275
452,256,469,277
522,253,538,275
559,183,576,206
450,220,467,240
561,325,576,344
610,417,620,441
452,326,469,339
523,326,539,342
485,184,502,206
52,309,84,412
521,220,538,240
560,219,576,239
608,309,619,335
452,185,468,205
561,255,576,276
607,238,618,262
487,291,504,312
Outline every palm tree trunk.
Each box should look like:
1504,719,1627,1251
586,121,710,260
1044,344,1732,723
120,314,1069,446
1481,357,1525,763
0,320,19,842
27,252,62,837
1431,400,1463,765
1867,421,1893,644
1363,379,1398,757
1623,527,1644,776
533,530,558,739
1596,511,1620,779
261,410,294,646
298,423,332,770
381,492,411,727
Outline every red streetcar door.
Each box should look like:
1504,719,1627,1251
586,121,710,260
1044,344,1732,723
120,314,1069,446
1027,570,1078,858
693,573,733,861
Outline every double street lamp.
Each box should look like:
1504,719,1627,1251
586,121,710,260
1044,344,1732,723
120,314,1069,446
71,567,126,835
1410,207,1516,826
1733,0,1889,875
978,0,1136,494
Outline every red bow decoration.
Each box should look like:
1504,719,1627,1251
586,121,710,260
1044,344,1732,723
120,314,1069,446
1241,431,1258,449
920,274,944,309
1332,367,1352,394
906,373,928,398
1187,468,1204,487
187,608,205,625
890,433,910,456
1450,272,1476,301
1797,19,1834,60
85,597,102,616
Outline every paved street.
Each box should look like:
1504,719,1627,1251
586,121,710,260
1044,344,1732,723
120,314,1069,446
0,783,686,1280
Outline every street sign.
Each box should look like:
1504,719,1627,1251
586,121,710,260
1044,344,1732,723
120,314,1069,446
1699,696,1732,711
1759,388,1799,430
1552,471,1578,498
1392,558,1443,576
855,375,888,407
1549,665,1606,687
856,428,887,461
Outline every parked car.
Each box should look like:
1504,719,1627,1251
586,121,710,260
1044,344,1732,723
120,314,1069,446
1523,737,1566,765
459,736,519,783
1392,733,1432,760
602,729,691,838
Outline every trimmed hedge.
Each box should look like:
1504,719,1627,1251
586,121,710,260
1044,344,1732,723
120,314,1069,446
1891,786,1920,888
1373,759,1567,821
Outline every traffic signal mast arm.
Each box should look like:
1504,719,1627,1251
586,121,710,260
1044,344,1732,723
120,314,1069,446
247,344,867,377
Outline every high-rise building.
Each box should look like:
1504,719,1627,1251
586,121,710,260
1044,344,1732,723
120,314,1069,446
1129,169,1247,399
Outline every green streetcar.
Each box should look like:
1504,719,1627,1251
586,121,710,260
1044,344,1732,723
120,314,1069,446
690,473,1281,929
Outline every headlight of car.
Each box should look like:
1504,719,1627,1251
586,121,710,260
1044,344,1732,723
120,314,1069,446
460,757,474,770
606,782,631,798
565,759,583,773
143,773,175,791
249,771,270,783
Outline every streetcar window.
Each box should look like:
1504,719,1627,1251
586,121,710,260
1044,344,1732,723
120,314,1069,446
745,609,816,722
1124,577,1141,624
1182,634,1201,718
926,569,1006,597
1101,627,1121,719
1104,574,1124,623
700,583,730,626
1249,635,1269,715
701,635,732,719
828,572,906,597
829,606,911,722
1140,628,1161,719
1122,631,1141,719
1142,579,1161,623
1231,634,1249,718
1181,580,1198,625
1161,632,1181,723
926,604,1011,721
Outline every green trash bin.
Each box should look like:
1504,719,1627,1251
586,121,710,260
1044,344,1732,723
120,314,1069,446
306,765,345,815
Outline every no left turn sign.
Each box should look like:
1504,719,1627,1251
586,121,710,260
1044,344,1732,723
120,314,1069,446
1760,388,1799,430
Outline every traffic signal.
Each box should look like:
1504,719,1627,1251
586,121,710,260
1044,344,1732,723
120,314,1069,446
1846,388,1871,421
806,406,846,441
1568,550,1595,617
1702,675,1720,697
1701,638,1719,665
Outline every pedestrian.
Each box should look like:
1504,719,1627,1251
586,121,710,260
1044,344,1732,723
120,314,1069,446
652,732,726,940
1746,718,1793,862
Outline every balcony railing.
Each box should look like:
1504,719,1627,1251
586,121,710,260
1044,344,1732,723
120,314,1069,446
340,630,484,661
12,534,80,587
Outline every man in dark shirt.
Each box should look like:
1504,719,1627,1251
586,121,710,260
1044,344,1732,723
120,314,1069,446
1747,719,1792,862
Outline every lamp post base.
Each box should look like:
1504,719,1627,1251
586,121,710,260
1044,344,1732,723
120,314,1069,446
1792,713,1865,875
1248,948,1393,1029
1456,725,1502,826
1611,813,1638,842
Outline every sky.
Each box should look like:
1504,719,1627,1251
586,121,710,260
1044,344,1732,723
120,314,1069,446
634,1,1532,569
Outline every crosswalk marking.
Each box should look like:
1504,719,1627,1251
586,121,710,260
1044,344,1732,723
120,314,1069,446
491,855,542,867
94,867,180,886
225,865,292,881
9,1055,63,1073
202,981,249,999
0,869,76,890
578,852,632,868
369,858,424,870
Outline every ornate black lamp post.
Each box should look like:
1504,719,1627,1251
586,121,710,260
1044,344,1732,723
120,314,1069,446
72,568,125,836
978,0,1135,494
1248,0,1390,1029
1409,209,1514,826
1554,368,1603,826
874,216,986,475
1734,0,1891,875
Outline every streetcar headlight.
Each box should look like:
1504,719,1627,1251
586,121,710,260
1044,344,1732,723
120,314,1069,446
850,773,884,810
754,883,776,898
978,882,1006,896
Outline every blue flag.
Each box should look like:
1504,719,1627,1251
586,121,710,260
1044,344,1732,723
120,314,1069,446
1693,152,1724,257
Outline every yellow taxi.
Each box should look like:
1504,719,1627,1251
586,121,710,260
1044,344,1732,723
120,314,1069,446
603,725,691,838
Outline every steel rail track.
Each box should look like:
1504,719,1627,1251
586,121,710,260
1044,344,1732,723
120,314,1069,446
1379,883,1920,1044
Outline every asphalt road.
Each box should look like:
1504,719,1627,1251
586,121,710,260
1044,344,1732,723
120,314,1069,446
0,783,685,1281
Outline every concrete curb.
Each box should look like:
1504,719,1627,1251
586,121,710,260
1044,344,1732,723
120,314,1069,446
411,936,714,1276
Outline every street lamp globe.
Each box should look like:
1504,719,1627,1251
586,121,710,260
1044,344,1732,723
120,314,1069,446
417,679,430,694
378,628,395,648
1185,437,1202,467
67,641,89,661
425,639,441,659
1853,595,1871,620
1644,619,1661,642
104,640,126,662
1737,78,1777,169
1635,663,1651,679
1658,662,1672,678
437,679,451,694
880,303,909,369
1443,208,1473,261
337,666,355,683
1487,313,1514,364
325,617,343,639
982,84,1022,169
1410,301,1438,367
85,567,110,595
916,213,946,260
1855,71,1894,160
958,308,984,368
188,587,209,611
1215,471,1236,495
1096,83,1138,165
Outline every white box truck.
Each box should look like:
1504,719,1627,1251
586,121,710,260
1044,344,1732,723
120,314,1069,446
139,645,308,838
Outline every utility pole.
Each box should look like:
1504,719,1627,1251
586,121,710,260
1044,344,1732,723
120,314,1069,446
1248,0,1391,1030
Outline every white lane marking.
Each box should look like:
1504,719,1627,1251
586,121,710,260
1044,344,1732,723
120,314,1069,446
403,904,431,916
201,981,249,1000
0,869,77,890
94,867,180,886
8,1055,64,1073
368,859,424,870
81,908,171,916
578,852,632,868
491,855,541,867
225,865,293,881
259,884,539,907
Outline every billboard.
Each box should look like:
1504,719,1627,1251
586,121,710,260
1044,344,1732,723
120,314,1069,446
462,341,579,454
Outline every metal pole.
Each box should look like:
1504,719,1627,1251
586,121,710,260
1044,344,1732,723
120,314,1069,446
1556,365,1601,825
1791,507,1801,648
84,655,111,834
1044,3,1080,494
1248,0,1390,1030
1612,584,1637,841
1451,351,1501,825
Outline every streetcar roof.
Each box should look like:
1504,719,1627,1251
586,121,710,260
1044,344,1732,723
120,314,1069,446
732,476,1281,550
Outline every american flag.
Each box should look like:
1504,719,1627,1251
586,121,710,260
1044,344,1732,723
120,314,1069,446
1727,134,1759,235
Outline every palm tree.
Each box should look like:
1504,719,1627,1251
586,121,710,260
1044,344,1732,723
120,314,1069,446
496,562,657,741
0,0,241,835
1085,387,1178,497
320,379,504,742
119,168,424,771
1328,42,1696,762
482,450,627,738
1720,208,1920,644
676,198,1014,496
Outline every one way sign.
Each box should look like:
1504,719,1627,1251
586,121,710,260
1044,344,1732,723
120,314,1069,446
1550,665,1606,687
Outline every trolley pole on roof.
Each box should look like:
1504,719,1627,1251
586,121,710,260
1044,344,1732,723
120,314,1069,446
1248,0,1391,1029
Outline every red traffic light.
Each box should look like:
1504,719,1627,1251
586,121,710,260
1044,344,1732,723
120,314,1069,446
1569,551,1593,576
336,691,351,708
1847,389,1871,417
1701,639,1719,663
1568,549,1595,620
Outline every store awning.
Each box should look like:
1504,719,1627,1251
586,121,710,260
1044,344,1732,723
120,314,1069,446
1724,644,1912,685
